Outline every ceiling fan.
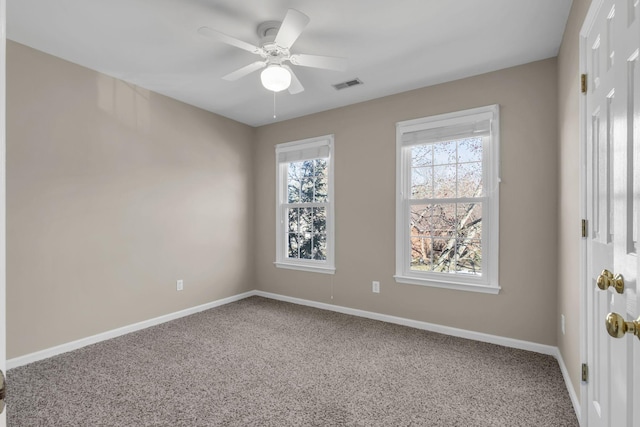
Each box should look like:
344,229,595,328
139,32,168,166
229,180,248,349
197,9,347,94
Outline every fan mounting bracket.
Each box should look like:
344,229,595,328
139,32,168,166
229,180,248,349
257,21,281,40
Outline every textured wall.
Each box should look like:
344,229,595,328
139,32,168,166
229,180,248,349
557,0,592,403
6,41,255,358
254,58,559,346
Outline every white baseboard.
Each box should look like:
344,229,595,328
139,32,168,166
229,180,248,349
253,290,557,356
7,291,255,369
555,348,582,425
6,288,581,424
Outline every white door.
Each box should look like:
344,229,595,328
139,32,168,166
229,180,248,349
584,0,640,426
0,0,6,424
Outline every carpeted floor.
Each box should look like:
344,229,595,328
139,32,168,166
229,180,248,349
7,296,578,426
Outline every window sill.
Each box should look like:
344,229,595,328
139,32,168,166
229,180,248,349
394,275,500,294
274,262,336,275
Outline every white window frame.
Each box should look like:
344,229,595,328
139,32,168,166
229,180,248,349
275,134,335,274
394,105,500,294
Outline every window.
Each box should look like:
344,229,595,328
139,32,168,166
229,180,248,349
395,105,500,294
275,135,335,274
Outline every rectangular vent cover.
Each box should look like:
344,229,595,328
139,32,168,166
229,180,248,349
333,78,363,90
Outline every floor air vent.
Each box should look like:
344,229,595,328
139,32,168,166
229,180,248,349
332,78,363,90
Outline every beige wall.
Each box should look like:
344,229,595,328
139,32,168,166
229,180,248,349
557,0,591,403
254,58,559,346
7,16,577,367
6,41,255,358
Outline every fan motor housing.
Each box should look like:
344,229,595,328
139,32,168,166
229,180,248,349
257,20,290,61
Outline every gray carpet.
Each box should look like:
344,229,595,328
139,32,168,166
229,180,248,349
7,296,578,426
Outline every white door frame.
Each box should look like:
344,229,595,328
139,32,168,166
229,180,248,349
579,1,602,426
0,0,6,424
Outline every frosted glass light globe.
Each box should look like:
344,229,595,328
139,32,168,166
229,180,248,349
261,65,291,92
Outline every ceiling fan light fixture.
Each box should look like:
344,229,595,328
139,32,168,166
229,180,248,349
261,65,291,92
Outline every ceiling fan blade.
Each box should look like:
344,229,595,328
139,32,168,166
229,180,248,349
223,61,267,81
283,65,304,94
197,26,262,54
274,9,310,49
289,54,347,72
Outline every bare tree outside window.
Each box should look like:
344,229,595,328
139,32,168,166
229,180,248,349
286,159,328,261
409,137,483,275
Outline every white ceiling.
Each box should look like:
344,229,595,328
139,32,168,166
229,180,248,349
8,0,573,127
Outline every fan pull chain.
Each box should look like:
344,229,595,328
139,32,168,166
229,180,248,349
273,91,277,119
330,274,334,300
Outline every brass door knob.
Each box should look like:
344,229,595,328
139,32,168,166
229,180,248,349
605,312,640,340
596,269,625,294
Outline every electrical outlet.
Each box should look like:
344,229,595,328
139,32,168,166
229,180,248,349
177,280,184,291
561,314,565,335
372,281,380,293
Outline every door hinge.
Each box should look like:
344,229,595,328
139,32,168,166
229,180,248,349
581,74,587,93
582,363,589,382
582,219,588,237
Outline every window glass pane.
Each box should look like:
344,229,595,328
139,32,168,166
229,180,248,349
456,202,482,275
301,160,315,178
286,159,329,203
430,203,457,272
284,208,328,262
433,140,456,165
315,175,328,202
455,239,482,274
432,238,455,272
287,234,299,259
287,208,299,233
457,138,483,163
412,145,433,166
299,208,312,232
457,161,483,198
313,207,326,234
431,203,456,237
433,165,456,198
315,160,328,202
288,162,303,179
457,203,482,239
299,233,313,259
300,176,314,203
410,204,433,237
283,160,330,262
315,159,327,176
287,179,300,203
409,204,482,275
313,234,327,260
405,143,485,277
411,167,433,199
411,236,433,271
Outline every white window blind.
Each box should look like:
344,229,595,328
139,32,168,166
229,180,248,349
277,142,330,164
401,119,492,148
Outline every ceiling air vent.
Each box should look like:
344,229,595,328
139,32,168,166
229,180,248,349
332,78,363,90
